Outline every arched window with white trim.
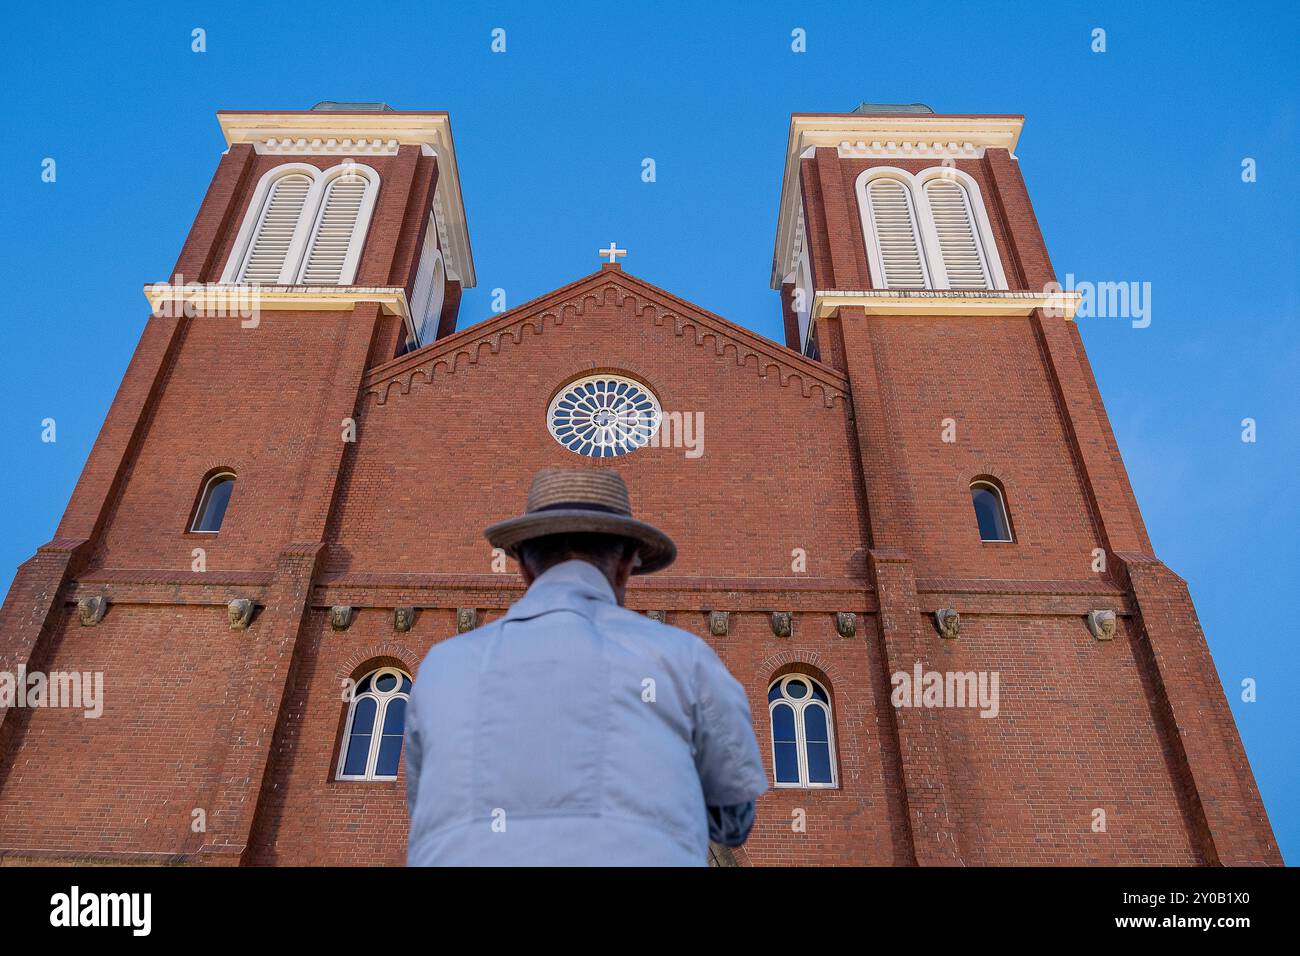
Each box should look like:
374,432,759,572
297,165,379,285
970,479,1013,542
235,168,314,284
919,171,1004,290
222,162,381,287
862,173,930,289
768,674,837,788
338,667,411,781
856,166,1008,292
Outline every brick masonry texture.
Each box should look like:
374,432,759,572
0,119,1280,866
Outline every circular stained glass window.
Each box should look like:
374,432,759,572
547,374,662,458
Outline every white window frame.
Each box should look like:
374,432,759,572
914,166,1007,291
768,674,838,789
221,161,381,286
295,163,381,286
188,471,236,534
857,167,933,291
970,479,1014,542
336,666,411,782
794,250,814,355
409,214,446,347
221,163,319,285
547,373,663,458
854,166,1008,292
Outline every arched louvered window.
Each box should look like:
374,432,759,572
222,162,381,287
769,674,837,788
337,667,412,781
923,177,993,290
409,214,446,347
236,171,314,284
857,166,1008,292
864,176,929,289
297,166,378,285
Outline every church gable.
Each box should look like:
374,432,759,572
361,267,849,410
325,265,867,581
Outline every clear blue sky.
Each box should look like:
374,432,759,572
0,1,1295,862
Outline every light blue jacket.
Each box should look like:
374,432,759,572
404,560,768,866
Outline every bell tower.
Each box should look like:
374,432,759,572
771,104,1279,865
0,104,478,865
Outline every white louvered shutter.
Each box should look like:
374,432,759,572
237,173,313,284
866,179,928,289
299,173,370,284
409,219,441,342
924,179,991,290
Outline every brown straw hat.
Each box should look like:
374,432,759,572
484,468,676,574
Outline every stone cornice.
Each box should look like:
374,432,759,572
66,569,1134,618
772,112,1025,288
813,289,1081,320
362,268,851,408
142,283,411,319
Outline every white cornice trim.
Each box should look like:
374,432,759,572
217,111,449,152
812,289,1079,320
772,114,1025,289
217,111,476,289
259,137,399,155
144,283,412,320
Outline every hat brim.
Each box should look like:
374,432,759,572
484,509,677,574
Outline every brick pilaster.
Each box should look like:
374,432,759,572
1119,555,1282,865
357,146,420,286
199,303,385,864
869,550,964,865
836,305,962,863
982,148,1054,292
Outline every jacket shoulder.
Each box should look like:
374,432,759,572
413,619,502,675
602,604,709,655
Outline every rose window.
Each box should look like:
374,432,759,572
547,374,662,458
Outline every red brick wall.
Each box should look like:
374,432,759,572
860,313,1103,583
326,291,867,580
83,311,353,576
932,614,1201,864
0,605,238,859
248,608,430,866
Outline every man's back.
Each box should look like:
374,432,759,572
404,560,767,866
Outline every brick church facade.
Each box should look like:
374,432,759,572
0,104,1279,866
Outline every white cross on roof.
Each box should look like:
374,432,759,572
598,242,627,264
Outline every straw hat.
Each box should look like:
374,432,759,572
484,469,676,574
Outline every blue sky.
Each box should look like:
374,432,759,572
0,1,1295,862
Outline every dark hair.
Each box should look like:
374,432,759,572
516,532,638,579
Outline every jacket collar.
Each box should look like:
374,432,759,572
502,559,618,623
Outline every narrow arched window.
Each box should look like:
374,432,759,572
923,178,993,290
298,167,378,285
338,667,412,781
768,674,837,788
236,171,314,284
864,177,929,289
970,480,1013,542
190,472,236,533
